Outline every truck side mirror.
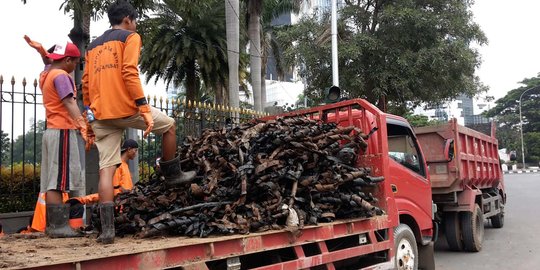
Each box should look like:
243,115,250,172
444,139,455,161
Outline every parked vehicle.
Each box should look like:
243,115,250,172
415,119,506,252
2,98,437,270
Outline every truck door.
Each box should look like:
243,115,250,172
386,120,433,232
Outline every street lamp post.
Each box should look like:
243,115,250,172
519,86,538,170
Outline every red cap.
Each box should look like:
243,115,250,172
47,42,81,60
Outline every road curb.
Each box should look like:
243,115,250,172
504,169,539,174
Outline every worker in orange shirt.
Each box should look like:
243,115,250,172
24,35,91,238
82,0,195,244
70,139,138,205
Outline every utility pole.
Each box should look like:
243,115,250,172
331,0,339,87
518,86,538,170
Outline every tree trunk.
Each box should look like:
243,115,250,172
185,59,198,102
226,0,240,110
261,54,267,112
248,0,262,112
185,59,198,137
69,0,90,108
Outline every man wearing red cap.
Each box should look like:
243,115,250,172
25,36,91,238
82,0,195,244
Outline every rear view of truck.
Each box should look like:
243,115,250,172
415,119,506,252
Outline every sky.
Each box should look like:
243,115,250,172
1,0,540,136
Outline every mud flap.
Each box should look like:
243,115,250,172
418,242,435,270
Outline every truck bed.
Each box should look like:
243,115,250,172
415,119,502,193
0,216,392,270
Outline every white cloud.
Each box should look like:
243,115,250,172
471,0,540,99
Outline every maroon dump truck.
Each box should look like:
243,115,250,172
0,99,436,269
415,118,506,252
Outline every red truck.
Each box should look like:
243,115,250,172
0,98,436,269
415,118,506,252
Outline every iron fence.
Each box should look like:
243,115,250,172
0,75,43,213
0,75,265,213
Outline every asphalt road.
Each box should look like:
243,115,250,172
434,173,540,269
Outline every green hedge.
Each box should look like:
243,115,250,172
0,163,40,213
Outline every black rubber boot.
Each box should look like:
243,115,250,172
96,202,115,244
45,204,82,238
160,156,197,186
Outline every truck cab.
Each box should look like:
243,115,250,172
275,98,436,269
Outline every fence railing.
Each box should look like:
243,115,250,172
0,75,266,213
138,95,266,180
0,75,43,213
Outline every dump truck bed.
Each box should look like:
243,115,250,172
0,216,392,270
414,119,502,194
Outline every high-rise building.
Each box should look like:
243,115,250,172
413,94,493,125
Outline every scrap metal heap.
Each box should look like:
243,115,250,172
112,117,385,238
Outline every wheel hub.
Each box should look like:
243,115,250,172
396,238,415,270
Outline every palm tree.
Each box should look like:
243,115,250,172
138,0,228,103
226,0,240,109
244,0,306,112
247,0,263,112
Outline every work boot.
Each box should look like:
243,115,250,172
96,202,115,244
160,155,197,186
45,204,82,238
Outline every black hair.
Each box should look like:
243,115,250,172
107,0,138,26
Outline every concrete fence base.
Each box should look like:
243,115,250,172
0,211,33,234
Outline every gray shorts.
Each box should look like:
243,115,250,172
40,129,85,192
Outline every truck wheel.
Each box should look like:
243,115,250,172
444,212,463,251
491,196,505,228
490,212,504,228
394,224,418,270
460,204,484,252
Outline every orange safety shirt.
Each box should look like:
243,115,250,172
75,160,133,204
39,68,77,129
82,29,146,120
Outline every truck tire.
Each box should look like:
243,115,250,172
491,197,505,228
460,204,484,252
490,212,504,228
394,224,418,270
444,212,463,251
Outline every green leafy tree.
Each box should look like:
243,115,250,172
277,0,487,112
485,75,540,163
11,120,45,163
1,130,9,164
403,113,444,128
138,0,228,103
